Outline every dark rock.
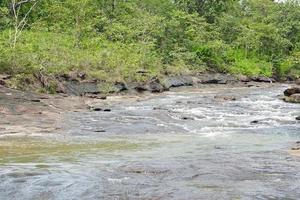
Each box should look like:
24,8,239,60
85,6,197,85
284,87,300,97
296,116,300,120
284,94,300,103
181,116,194,120
250,120,260,124
291,147,300,150
114,82,128,92
94,130,106,133
0,74,12,86
198,73,236,84
251,76,275,83
148,78,165,93
296,141,300,144
134,85,148,93
30,99,41,102
103,109,111,112
92,108,102,111
0,80,6,86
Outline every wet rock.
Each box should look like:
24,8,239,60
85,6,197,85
250,120,260,125
92,108,102,111
284,87,300,97
296,141,300,144
251,76,275,83
103,108,111,112
296,116,300,120
162,76,193,88
284,94,300,103
30,99,41,102
181,116,194,120
94,130,106,133
291,147,300,151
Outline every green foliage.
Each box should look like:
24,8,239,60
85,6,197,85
0,0,300,90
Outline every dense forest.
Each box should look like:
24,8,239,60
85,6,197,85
0,0,300,90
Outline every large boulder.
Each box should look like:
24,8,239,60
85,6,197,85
162,76,193,89
284,87,300,97
284,94,300,103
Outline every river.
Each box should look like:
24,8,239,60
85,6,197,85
0,84,300,200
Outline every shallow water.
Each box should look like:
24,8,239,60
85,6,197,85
1,84,300,200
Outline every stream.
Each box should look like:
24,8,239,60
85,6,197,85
1,84,300,200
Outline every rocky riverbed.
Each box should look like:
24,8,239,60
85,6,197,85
0,81,300,200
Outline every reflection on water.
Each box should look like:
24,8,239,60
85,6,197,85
1,84,300,200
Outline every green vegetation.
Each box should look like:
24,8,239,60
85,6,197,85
0,0,300,90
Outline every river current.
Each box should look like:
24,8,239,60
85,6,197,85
0,84,300,200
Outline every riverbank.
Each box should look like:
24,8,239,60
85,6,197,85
1,76,299,155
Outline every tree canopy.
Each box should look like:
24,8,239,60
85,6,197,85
0,0,300,89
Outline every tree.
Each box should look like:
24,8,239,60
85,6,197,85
9,0,38,47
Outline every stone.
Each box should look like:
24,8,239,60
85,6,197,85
162,76,193,88
114,82,128,92
291,147,300,151
251,76,275,83
296,116,300,120
284,94,300,103
284,87,300,97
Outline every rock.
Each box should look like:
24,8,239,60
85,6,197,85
92,108,102,111
238,75,251,82
251,76,275,83
296,116,300,120
64,81,100,96
250,120,260,124
114,82,128,92
148,78,165,93
134,85,148,93
84,93,107,99
94,130,106,133
56,82,67,94
0,74,12,86
30,99,41,102
181,116,194,120
103,109,111,112
291,147,300,151
284,87,300,97
296,141,300,144
284,94,300,103
214,95,237,101
162,76,193,88
198,73,236,84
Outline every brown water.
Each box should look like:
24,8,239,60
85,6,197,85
1,84,300,200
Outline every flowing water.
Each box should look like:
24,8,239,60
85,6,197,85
1,84,300,200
